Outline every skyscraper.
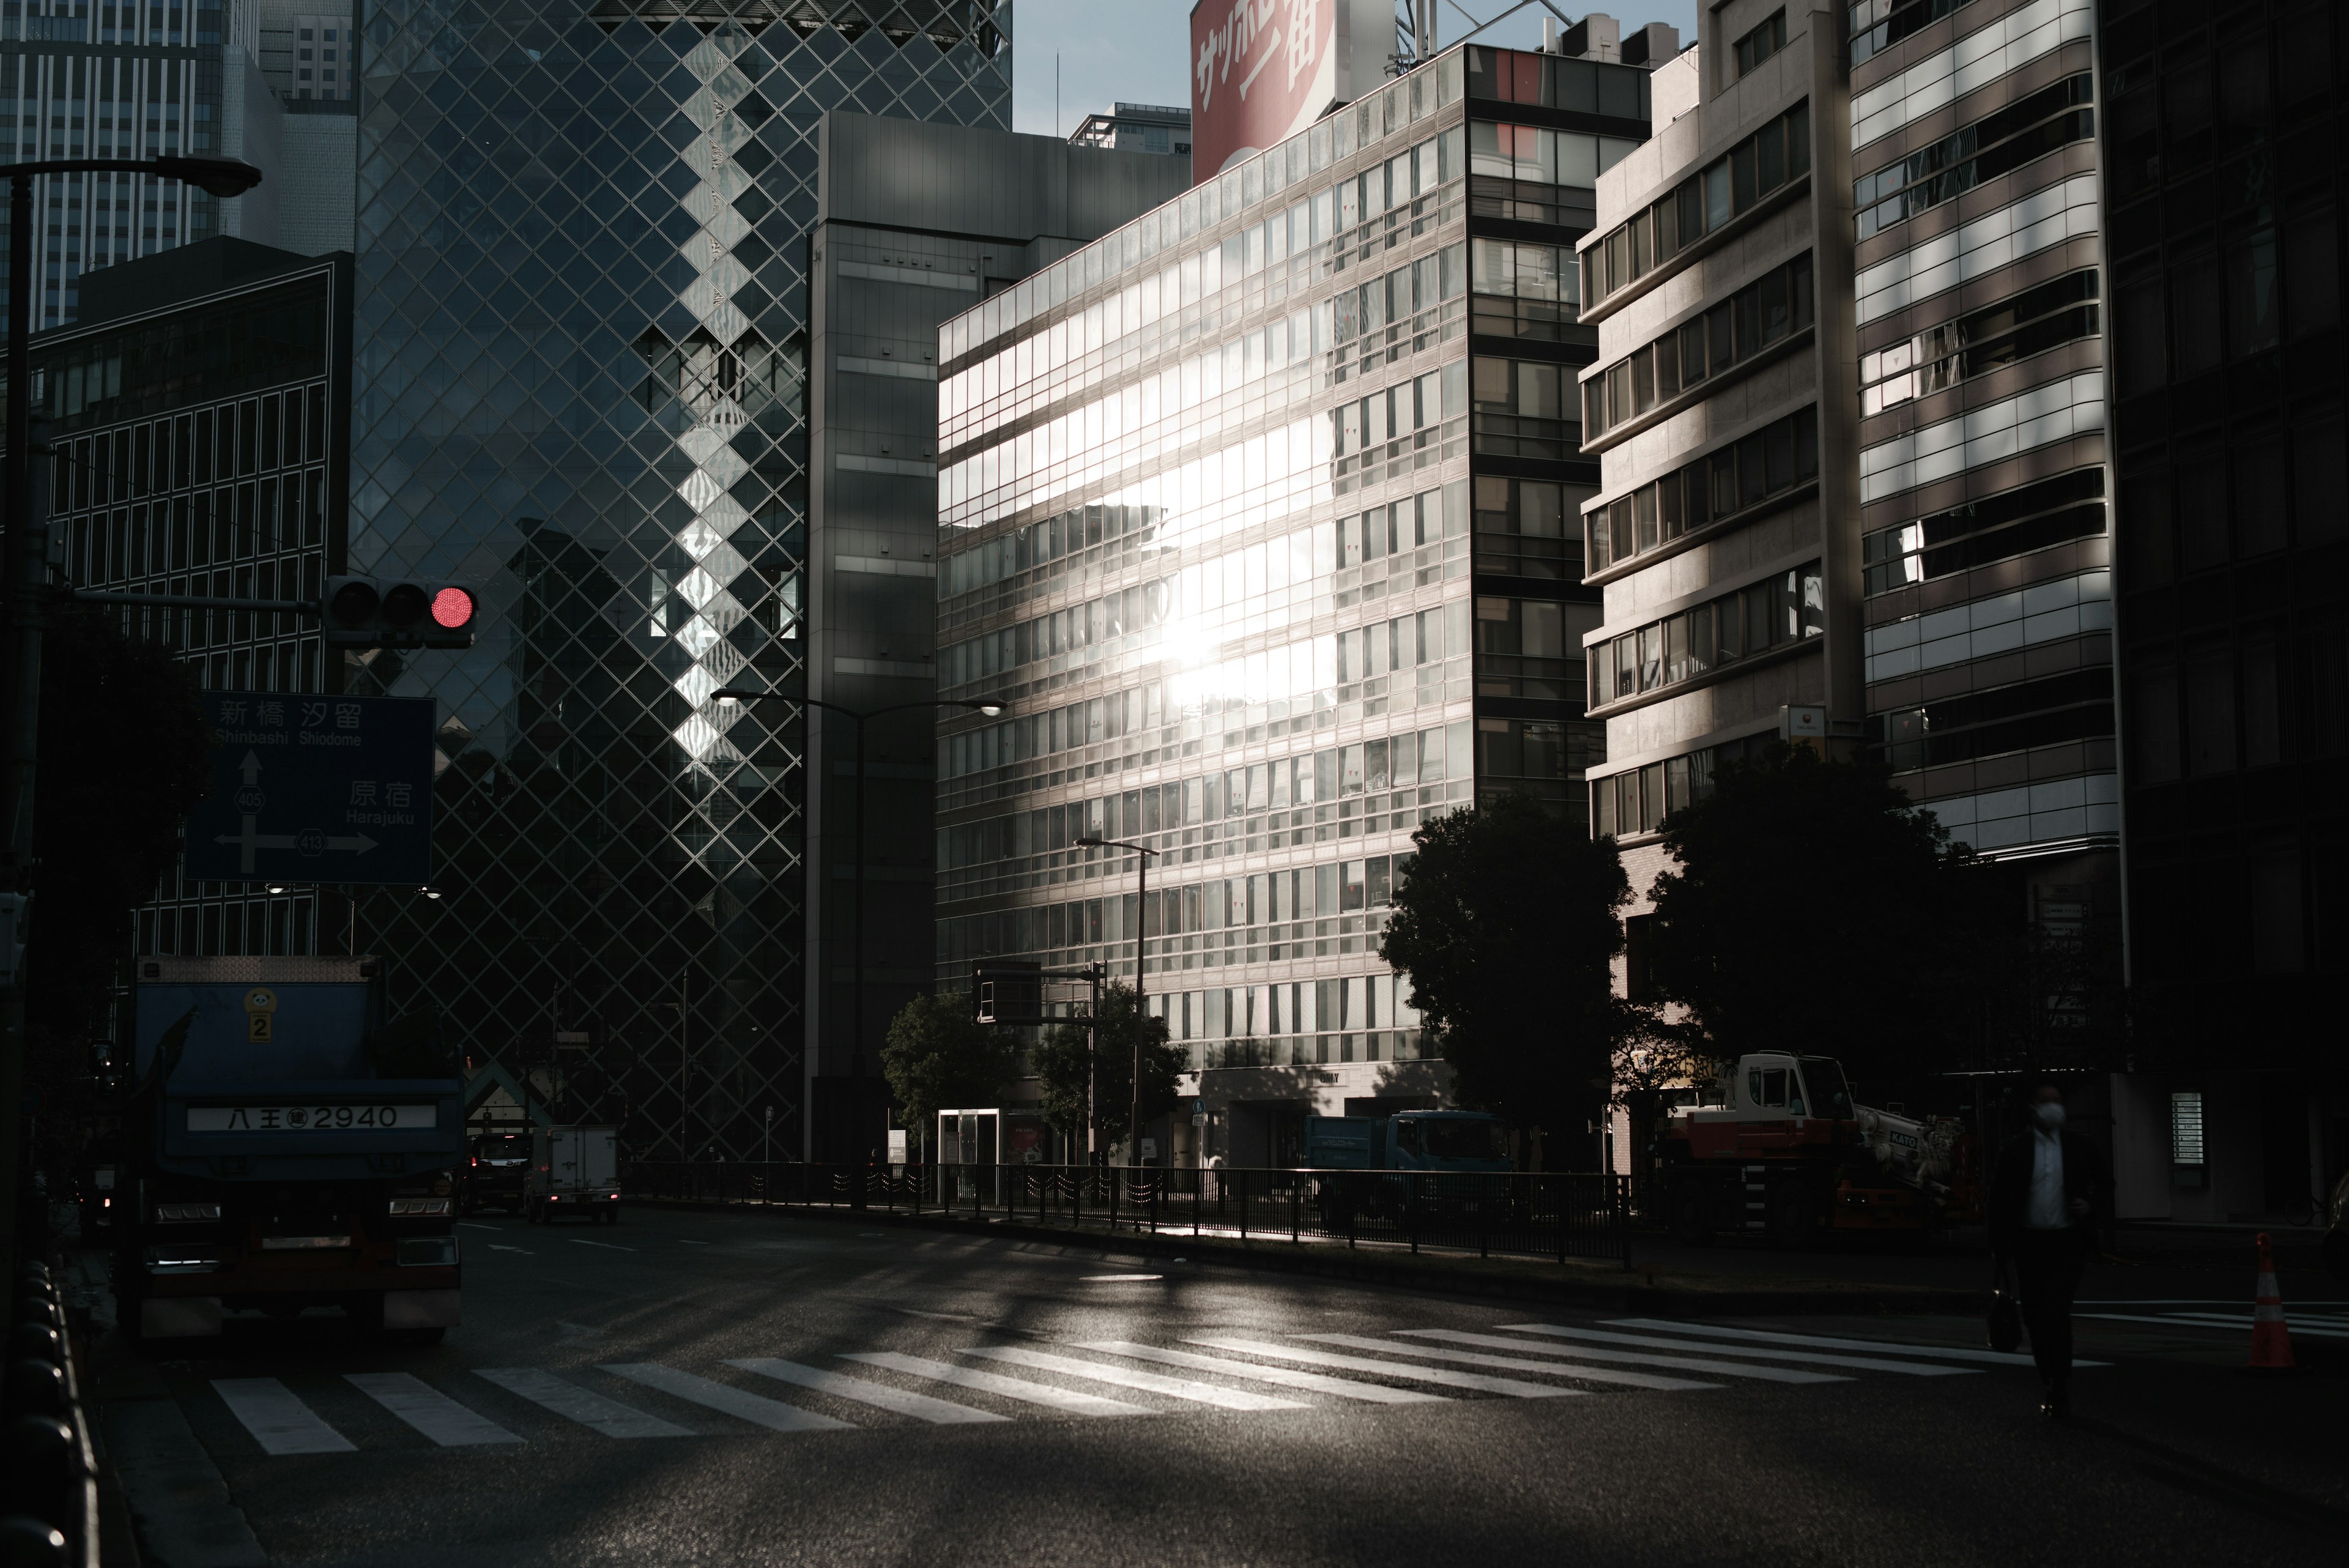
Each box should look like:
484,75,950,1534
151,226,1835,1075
345,1,1011,1162
930,37,1657,1166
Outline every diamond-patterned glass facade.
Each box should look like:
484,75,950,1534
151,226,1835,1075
346,1,1009,1159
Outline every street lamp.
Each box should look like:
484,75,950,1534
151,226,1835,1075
1077,833,1159,1170
713,686,1005,1186
0,154,261,1282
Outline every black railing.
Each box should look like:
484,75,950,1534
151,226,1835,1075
623,1161,1633,1269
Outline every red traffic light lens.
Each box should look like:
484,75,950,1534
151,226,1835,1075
430,587,475,630
328,581,379,627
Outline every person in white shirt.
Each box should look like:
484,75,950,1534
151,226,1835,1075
1989,1082,2098,1418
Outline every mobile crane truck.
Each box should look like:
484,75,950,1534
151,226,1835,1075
114,955,465,1346
1657,1051,1977,1245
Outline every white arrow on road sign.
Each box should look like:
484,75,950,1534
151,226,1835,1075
210,750,385,872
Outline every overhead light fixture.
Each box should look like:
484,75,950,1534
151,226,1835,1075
1075,835,1104,847
420,886,442,900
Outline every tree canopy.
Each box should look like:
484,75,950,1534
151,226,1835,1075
1030,981,1184,1156
880,990,1022,1151
1379,793,1630,1134
1644,744,2012,1101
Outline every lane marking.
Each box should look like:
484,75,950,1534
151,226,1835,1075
1596,1318,2089,1367
959,1346,1308,1411
726,1358,1009,1425
2124,1310,2349,1336
839,1352,1152,1416
486,1244,533,1254
570,1239,638,1252
598,1363,853,1433
678,1239,710,1246
212,1378,357,1455
2077,1312,2349,1339
1453,1325,1970,1376
473,1369,692,1438
1183,1337,1585,1399
344,1373,522,1446
1080,1274,1164,1282
1078,1341,1449,1404
456,1222,505,1232
1307,1333,1740,1390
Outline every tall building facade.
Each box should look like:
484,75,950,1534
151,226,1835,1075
798,111,1189,1159
31,237,352,959
1067,102,1191,160
2098,0,2345,1221
345,2,1011,1164
0,0,283,325
931,40,1657,1166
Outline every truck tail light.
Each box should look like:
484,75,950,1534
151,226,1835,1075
155,1203,222,1223
387,1198,453,1217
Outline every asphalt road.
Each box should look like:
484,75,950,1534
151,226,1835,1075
92,1205,2347,1568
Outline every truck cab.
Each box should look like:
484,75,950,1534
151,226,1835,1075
1672,1053,1855,1160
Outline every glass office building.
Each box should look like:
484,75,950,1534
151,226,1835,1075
932,43,1654,1165
346,1,1009,1162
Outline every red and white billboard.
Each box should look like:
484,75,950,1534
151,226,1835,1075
1190,0,1343,178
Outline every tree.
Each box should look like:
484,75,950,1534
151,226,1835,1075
1379,793,1630,1140
1030,981,1183,1158
1644,743,2011,1103
28,607,211,1042
880,991,1021,1159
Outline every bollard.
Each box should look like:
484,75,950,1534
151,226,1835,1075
3,1359,65,1418
5,1326,59,1369
2,1415,81,1535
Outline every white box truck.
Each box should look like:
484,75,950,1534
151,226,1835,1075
526,1126,620,1225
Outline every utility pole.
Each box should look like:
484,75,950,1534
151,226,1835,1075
1078,833,1157,1169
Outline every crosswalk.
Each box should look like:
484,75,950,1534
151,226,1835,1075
2073,1300,2349,1340
191,1317,2059,1458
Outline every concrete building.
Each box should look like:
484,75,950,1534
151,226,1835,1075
31,236,352,958
797,112,1190,1159
929,37,1659,1166
2096,0,2345,1222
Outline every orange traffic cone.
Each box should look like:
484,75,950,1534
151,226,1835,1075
2249,1231,2296,1370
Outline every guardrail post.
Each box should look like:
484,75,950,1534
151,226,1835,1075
1619,1173,1633,1271
1193,1167,1201,1237
1291,1173,1300,1244
1408,1172,1419,1254
1238,1169,1248,1241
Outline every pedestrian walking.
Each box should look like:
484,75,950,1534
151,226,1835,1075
1989,1082,2100,1418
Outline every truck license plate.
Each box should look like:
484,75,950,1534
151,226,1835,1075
187,1104,436,1132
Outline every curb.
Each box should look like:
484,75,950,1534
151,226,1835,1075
625,1198,1989,1317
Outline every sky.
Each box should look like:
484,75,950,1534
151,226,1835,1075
1009,0,1705,139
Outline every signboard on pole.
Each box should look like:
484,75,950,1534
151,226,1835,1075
183,693,437,886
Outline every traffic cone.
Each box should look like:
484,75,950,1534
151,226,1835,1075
2249,1231,2296,1370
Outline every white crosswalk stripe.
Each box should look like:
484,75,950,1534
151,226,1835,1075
1307,1332,1751,1389
725,1358,1010,1424
2076,1312,2349,1340
473,1369,692,1438
599,1363,853,1433
837,1352,1153,1416
345,1373,522,1446
1469,1325,1973,1376
958,1346,1310,1411
1077,1341,1451,1403
212,1378,356,1455
1184,1336,1585,1399
1598,1318,2079,1367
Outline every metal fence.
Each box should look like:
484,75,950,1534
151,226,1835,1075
622,1161,1633,1269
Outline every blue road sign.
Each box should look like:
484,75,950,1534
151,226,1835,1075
182,693,436,886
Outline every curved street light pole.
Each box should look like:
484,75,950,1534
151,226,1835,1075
714,688,1003,1195
0,154,261,1283
1077,834,1157,1169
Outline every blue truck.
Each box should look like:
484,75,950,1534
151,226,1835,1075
114,956,466,1347
1302,1110,1513,1173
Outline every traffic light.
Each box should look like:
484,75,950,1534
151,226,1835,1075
322,576,479,648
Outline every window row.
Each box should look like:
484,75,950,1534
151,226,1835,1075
1589,563,1825,708
941,619,1478,779
1467,120,1640,190
43,384,328,510
1465,42,1653,119
940,499,1165,602
1469,355,1578,462
1873,668,2113,770
64,474,330,584
1594,723,1830,838
1586,252,1814,436
1586,101,1813,304
940,125,1464,434
1862,467,2105,595
1586,405,1820,574
942,48,1464,363
1470,238,1583,344
2126,620,2344,786
1861,269,2099,417
941,723,1481,866
1334,361,1468,455
1853,73,2093,240
1847,0,1974,65
2117,407,2347,587
1734,10,1787,78
31,277,329,434
2112,207,2340,398
1332,243,1469,347
1475,596,1598,700
1472,475,1585,582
